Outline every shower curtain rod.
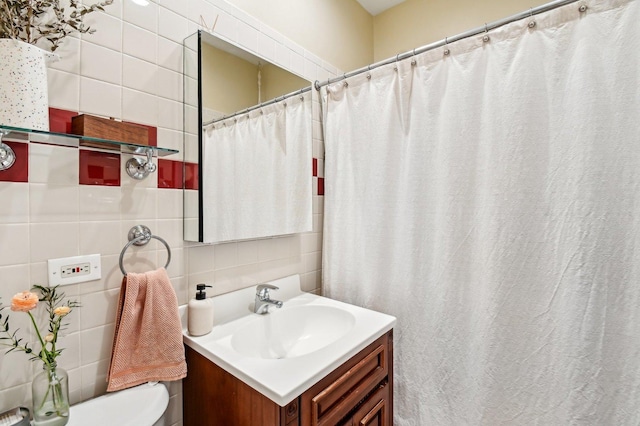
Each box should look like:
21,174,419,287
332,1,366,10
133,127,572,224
203,86,312,127
314,0,581,90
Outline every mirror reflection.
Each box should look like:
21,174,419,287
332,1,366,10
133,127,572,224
183,30,313,243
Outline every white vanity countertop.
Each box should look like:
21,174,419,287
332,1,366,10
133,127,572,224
180,274,396,406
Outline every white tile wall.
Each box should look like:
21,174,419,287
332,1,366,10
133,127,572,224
0,0,337,423
49,37,81,75
156,37,183,73
79,186,122,221
0,183,29,224
29,184,79,222
122,88,159,125
47,70,80,111
156,67,183,101
80,41,123,85
157,128,184,157
122,55,158,94
159,7,191,44
83,12,123,52
123,23,158,63
28,145,79,185
123,0,158,33
79,77,122,118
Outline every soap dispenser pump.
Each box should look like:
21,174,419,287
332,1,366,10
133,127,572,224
188,284,214,336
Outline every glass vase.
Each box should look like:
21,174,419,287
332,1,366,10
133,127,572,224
32,362,70,426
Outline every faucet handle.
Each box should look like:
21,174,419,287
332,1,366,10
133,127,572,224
256,283,279,297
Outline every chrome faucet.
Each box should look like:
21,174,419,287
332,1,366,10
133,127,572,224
254,284,283,314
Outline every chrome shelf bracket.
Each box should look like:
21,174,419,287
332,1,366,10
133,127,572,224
0,131,16,171
125,148,157,180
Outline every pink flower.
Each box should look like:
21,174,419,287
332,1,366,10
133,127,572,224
11,291,39,312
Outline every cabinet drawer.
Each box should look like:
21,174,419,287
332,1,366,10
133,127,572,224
303,332,390,426
349,383,390,426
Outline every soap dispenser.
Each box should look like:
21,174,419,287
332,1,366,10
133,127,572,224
188,284,214,336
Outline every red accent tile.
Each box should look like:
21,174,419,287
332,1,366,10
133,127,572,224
0,142,28,182
157,159,183,189
146,126,158,147
124,122,157,147
312,158,318,177
318,177,324,196
184,162,199,190
79,150,121,186
48,108,77,134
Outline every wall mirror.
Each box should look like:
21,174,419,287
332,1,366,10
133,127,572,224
183,30,313,243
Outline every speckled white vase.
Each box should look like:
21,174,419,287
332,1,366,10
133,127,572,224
0,39,56,131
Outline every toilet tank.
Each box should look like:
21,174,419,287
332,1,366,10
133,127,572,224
67,382,169,426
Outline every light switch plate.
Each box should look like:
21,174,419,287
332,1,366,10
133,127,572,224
47,254,101,286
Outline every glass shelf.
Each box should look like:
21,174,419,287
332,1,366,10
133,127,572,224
0,124,179,157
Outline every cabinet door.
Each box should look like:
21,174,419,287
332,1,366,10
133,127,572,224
183,346,287,426
350,384,390,426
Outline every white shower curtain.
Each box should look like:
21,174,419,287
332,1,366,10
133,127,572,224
203,94,312,242
322,1,640,424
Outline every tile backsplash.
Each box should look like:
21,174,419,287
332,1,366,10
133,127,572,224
0,0,331,423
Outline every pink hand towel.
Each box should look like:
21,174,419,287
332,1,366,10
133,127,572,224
107,267,187,392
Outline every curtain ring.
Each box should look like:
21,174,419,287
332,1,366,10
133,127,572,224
443,37,450,56
394,53,400,71
528,8,536,28
482,24,490,43
411,48,417,66
366,64,372,80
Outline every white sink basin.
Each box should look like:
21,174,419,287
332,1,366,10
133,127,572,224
230,305,356,359
181,274,396,406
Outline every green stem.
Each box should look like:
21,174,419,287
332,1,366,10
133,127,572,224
0,341,32,352
37,373,52,412
37,366,68,418
27,311,51,367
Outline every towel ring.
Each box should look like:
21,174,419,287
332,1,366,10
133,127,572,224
119,225,171,275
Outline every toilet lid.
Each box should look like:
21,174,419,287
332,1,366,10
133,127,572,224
67,383,169,426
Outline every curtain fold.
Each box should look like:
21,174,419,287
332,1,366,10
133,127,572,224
322,1,640,424
202,94,312,242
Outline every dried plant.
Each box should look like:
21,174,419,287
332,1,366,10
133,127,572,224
0,0,113,51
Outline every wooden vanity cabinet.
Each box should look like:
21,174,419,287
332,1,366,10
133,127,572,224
183,330,393,426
